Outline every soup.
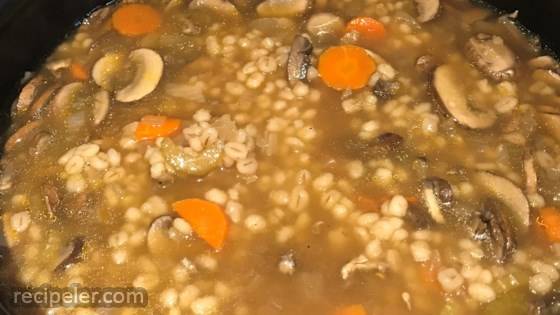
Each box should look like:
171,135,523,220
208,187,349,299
2,0,560,314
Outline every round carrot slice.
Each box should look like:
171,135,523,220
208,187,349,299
172,198,229,251
112,4,162,37
135,115,182,141
318,45,377,90
346,17,386,42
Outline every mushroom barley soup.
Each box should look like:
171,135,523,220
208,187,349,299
4,0,560,314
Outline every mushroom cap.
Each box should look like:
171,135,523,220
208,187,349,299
433,64,497,129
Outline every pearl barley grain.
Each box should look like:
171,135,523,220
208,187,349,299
437,268,464,292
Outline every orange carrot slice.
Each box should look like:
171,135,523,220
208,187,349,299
346,17,386,42
70,63,89,81
318,45,376,90
333,304,368,315
172,198,229,250
112,4,162,37
135,115,181,141
537,207,560,242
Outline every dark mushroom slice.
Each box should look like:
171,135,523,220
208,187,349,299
471,199,516,264
531,291,560,315
465,33,516,81
29,85,59,118
414,0,440,23
421,177,454,224
4,120,43,152
54,237,85,273
13,75,44,114
287,35,313,84
433,64,497,129
473,171,530,231
405,203,435,229
376,132,404,151
372,80,400,101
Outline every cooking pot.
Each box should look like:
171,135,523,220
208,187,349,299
0,0,558,313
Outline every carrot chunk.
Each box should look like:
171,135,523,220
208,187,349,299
318,45,377,91
172,198,229,250
537,207,560,242
346,17,386,42
70,63,89,81
112,4,162,37
333,304,368,315
135,115,181,141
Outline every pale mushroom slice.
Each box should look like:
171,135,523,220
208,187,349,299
433,64,497,129
92,52,125,91
465,33,516,81
4,120,43,152
116,49,164,103
257,0,309,17
473,171,530,231
51,82,84,116
189,0,240,16
414,0,440,23
93,90,110,125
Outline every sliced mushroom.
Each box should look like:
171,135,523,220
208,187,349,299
147,215,191,256
405,203,435,229
473,171,530,231
538,111,560,142
306,13,344,41
4,120,43,152
421,177,454,224
30,85,59,117
54,237,85,273
14,75,44,113
465,33,515,81
160,138,224,176
93,90,110,125
433,64,497,129
116,49,164,103
376,132,404,151
287,35,313,84
414,0,440,23
372,80,400,101
51,82,84,116
341,255,388,280
189,0,240,16
471,199,516,263
92,52,125,91
257,0,309,17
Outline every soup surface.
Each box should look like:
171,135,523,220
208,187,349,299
2,0,560,314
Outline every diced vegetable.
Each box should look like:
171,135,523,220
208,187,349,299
318,45,377,90
418,260,442,292
333,304,367,315
135,115,181,141
345,17,386,41
172,198,229,250
70,63,89,81
112,4,162,37
537,207,560,242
